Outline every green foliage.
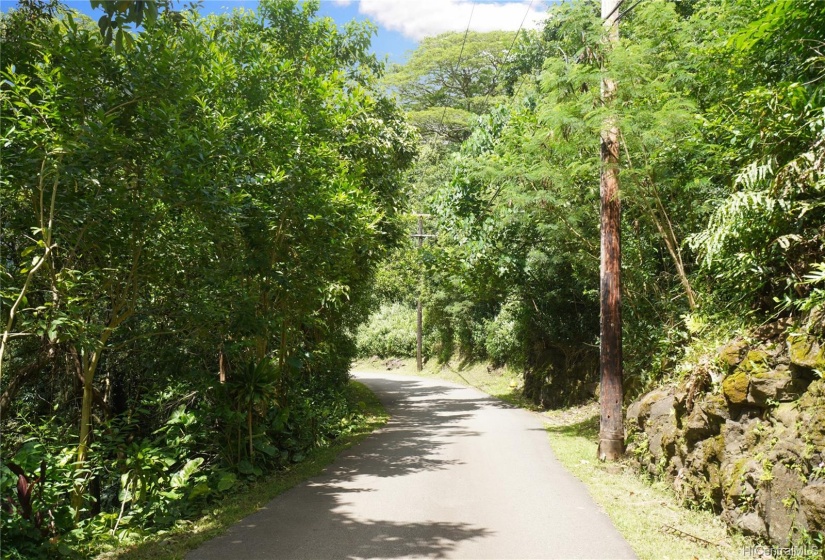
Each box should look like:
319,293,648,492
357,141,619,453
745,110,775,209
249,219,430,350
355,302,417,358
369,0,825,409
483,298,525,368
688,0,825,313
385,30,517,141
0,0,414,555
91,0,165,49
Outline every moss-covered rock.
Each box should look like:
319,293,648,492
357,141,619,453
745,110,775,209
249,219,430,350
723,371,750,404
742,418,769,449
798,379,825,408
648,394,676,424
627,388,673,429
722,456,761,506
648,415,678,462
684,406,713,446
742,349,770,369
801,481,825,532
719,339,749,371
789,333,825,373
679,436,724,510
627,328,825,549
722,418,746,457
699,393,731,424
758,463,808,546
749,366,804,405
773,402,800,430
805,307,825,338
799,401,825,449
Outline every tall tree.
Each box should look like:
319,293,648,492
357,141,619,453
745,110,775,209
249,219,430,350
384,31,514,142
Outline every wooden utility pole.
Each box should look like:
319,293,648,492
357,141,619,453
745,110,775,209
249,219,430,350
416,216,424,372
598,0,624,461
411,214,435,372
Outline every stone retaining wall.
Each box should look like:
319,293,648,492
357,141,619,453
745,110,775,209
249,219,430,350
626,325,825,546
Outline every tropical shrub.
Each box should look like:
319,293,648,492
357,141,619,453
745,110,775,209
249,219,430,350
355,302,417,358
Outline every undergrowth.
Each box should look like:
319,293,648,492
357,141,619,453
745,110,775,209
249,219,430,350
93,380,388,560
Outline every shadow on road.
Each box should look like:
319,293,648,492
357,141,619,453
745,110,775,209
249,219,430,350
190,376,497,559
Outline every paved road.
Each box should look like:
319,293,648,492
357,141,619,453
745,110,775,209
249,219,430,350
189,372,636,559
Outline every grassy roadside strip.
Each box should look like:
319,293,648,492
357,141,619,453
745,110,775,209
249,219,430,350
354,357,761,560
544,406,758,560
96,381,389,560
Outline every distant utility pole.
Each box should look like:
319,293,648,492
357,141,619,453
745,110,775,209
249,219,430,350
599,0,624,461
411,214,435,372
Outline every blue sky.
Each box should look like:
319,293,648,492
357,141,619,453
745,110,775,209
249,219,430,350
315,1,417,63
1,0,553,63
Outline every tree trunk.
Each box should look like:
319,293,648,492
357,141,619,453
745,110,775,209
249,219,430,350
649,181,696,310
598,0,624,462
0,159,57,386
278,320,289,405
247,407,254,459
72,348,96,518
71,308,130,519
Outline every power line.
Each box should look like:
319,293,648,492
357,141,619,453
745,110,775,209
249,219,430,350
617,0,644,21
454,2,475,73
603,0,627,22
509,1,548,103
481,0,536,111
437,1,476,135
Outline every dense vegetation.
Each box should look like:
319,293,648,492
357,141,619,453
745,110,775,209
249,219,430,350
3,0,825,555
0,0,414,556
360,0,825,406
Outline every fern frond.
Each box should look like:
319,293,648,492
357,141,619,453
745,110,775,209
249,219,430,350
803,263,825,284
689,189,781,267
734,159,775,190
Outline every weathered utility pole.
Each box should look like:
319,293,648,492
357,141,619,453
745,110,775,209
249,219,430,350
599,0,624,461
411,214,435,372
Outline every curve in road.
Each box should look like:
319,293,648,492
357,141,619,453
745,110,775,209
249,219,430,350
189,371,637,559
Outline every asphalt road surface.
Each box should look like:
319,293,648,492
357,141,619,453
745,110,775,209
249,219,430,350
189,372,637,559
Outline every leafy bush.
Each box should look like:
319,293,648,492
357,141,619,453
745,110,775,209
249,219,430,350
484,298,526,368
355,303,417,358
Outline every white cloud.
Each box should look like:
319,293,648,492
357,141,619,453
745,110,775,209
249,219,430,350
353,0,548,41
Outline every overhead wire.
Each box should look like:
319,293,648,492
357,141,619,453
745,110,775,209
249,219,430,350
437,1,476,134
617,0,645,21
481,0,536,111
603,0,628,23
510,0,552,102
602,0,646,23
